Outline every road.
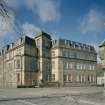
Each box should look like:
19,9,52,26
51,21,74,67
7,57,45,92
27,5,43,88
0,87,104,105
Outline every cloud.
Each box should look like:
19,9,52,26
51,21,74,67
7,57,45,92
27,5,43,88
0,12,15,37
7,0,61,23
22,22,41,38
80,8,105,34
25,0,61,22
0,40,5,48
6,0,21,10
0,0,61,47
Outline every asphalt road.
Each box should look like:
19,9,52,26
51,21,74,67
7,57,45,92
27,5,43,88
0,87,104,105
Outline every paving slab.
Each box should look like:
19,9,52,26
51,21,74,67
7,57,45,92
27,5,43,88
0,87,104,105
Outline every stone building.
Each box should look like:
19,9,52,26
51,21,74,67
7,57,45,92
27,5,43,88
0,36,38,88
99,40,105,88
0,32,97,88
51,39,97,86
99,41,105,70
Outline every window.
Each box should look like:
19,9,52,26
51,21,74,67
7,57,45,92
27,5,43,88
68,74,73,82
69,41,72,47
9,52,12,59
64,75,67,81
44,39,48,47
79,75,81,83
52,74,55,81
69,51,75,58
92,65,95,70
52,51,55,56
17,73,20,82
82,75,85,82
76,63,83,70
65,40,69,46
63,51,69,57
63,51,66,57
68,74,71,82
89,75,92,82
64,62,69,69
47,75,51,81
17,48,21,55
80,64,83,70
30,58,36,71
80,75,84,83
76,63,80,70
88,75,90,82
78,44,82,50
89,65,92,70
83,64,86,70
38,61,40,70
84,75,86,82
43,50,49,57
90,75,94,82
16,59,21,69
46,62,50,70
77,53,80,58
75,43,79,49
7,63,12,72
92,76,95,82
69,62,73,69
80,75,83,82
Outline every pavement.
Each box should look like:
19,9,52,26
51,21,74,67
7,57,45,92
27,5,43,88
0,87,104,105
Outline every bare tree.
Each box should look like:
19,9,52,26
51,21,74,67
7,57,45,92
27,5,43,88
0,0,9,17
0,0,24,36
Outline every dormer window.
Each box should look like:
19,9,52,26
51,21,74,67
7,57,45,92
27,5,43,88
65,40,67,45
75,43,78,48
71,41,75,48
69,41,72,47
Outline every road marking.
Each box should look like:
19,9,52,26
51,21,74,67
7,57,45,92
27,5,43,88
79,100,100,105
18,100,37,105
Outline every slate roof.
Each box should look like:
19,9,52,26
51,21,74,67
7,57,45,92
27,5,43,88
35,31,51,40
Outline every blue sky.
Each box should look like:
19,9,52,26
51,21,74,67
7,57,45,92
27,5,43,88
0,0,105,52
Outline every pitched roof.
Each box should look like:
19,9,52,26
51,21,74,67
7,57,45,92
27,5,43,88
24,36,36,46
35,31,51,39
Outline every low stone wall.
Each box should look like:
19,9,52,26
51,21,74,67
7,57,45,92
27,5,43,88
64,82,97,87
44,82,60,87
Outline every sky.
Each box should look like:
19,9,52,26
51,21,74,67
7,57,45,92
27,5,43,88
0,0,105,54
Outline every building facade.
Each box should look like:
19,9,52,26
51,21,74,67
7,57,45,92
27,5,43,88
0,36,38,88
99,40,105,89
0,32,97,88
99,41,105,70
51,39,97,86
